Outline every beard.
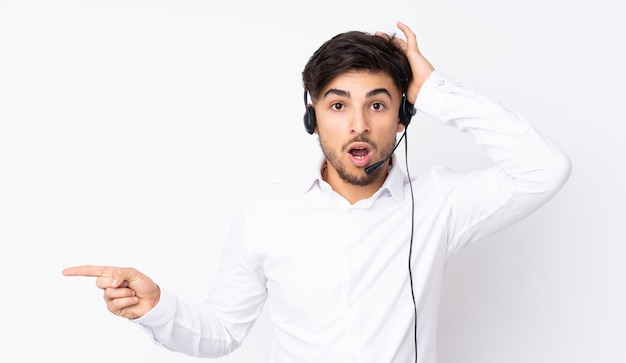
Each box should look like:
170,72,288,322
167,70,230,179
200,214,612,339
319,135,396,187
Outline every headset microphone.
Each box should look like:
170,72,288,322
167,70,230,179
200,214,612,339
364,131,406,175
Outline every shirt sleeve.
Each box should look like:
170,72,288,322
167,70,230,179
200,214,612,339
130,205,268,358
415,70,572,253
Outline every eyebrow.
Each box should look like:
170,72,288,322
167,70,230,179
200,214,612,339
322,87,393,100
366,88,393,99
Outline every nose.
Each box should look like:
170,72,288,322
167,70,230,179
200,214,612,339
350,108,370,135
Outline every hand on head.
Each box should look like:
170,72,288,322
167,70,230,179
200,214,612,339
62,265,160,319
376,21,435,104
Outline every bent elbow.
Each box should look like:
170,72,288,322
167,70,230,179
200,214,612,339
527,148,572,196
548,148,572,190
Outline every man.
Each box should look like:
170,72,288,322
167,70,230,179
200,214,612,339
63,21,571,363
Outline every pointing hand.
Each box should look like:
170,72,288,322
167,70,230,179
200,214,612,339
62,265,160,319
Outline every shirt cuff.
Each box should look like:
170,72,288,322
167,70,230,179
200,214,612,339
415,70,473,123
131,288,176,328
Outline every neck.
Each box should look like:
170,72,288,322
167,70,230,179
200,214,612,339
322,161,388,205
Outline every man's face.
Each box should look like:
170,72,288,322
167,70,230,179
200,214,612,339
314,71,404,186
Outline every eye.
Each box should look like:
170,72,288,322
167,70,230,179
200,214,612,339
330,102,344,111
370,102,386,111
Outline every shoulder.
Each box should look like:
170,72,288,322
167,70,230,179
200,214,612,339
242,175,310,207
419,165,467,193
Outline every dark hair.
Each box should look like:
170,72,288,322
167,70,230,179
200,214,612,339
302,30,413,102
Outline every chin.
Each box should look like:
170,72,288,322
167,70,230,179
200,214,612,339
339,168,378,187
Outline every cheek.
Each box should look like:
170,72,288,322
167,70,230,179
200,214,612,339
318,131,343,151
373,120,401,135
316,119,347,139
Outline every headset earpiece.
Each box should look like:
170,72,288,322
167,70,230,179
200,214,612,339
399,94,416,127
304,105,317,134
303,90,316,134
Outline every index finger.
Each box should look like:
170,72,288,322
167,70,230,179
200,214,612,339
62,265,115,278
396,21,416,42
395,22,418,53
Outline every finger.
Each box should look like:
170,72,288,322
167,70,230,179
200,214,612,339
63,265,133,288
62,265,113,278
396,21,415,40
104,286,136,300
106,295,139,315
95,277,129,290
374,31,391,40
396,22,418,50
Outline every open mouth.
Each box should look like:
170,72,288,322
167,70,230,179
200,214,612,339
349,146,369,159
347,143,372,167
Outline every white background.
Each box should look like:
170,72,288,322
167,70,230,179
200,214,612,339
1,1,624,362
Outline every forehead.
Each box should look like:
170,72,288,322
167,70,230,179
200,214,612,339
321,70,401,99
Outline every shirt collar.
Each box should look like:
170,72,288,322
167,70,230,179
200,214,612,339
301,155,408,203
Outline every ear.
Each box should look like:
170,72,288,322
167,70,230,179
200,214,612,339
397,121,405,133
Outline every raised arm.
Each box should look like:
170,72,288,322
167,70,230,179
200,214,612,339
391,21,571,251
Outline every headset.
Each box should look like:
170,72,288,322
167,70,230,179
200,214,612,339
303,90,416,134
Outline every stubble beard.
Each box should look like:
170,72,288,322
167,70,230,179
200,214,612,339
319,135,396,187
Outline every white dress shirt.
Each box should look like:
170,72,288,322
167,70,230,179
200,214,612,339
133,70,572,363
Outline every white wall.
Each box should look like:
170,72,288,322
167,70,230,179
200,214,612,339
1,1,623,362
